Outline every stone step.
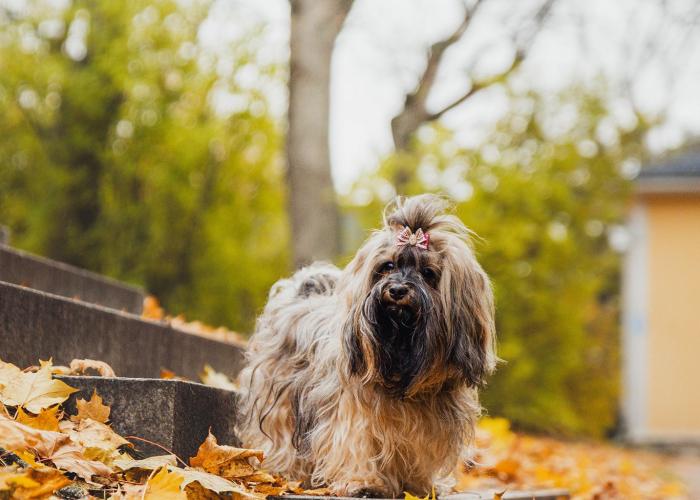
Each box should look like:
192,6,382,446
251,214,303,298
0,244,145,314
0,280,245,381
58,375,239,460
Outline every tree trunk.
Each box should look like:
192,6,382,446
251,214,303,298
287,0,352,268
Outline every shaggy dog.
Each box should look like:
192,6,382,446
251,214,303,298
237,194,496,497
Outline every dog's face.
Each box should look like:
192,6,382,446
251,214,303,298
341,195,496,398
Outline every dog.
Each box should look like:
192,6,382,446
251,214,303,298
237,194,496,497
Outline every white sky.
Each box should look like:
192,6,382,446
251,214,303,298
208,0,700,194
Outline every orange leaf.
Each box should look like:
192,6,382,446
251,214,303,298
71,390,110,424
15,406,61,432
190,431,264,480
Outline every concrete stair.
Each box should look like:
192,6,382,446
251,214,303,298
0,244,568,499
59,375,239,459
1,244,145,314
0,244,244,460
0,281,244,381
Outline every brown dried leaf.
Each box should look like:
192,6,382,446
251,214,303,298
48,441,113,481
302,487,334,496
166,465,261,498
189,432,264,480
69,359,116,378
68,418,130,451
114,455,178,471
71,390,110,424
0,412,67,455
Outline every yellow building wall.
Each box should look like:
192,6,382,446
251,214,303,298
645,194,700,438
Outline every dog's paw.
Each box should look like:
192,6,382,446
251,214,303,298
333,480,390,498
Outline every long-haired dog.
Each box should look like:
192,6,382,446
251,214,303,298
237,194,496,497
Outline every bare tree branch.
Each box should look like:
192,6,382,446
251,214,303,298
427,49,524,122
390,0,486,151
390,0,555,158
404,0,485,109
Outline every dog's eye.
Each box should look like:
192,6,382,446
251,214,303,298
378,261,395,273
421,267,437,281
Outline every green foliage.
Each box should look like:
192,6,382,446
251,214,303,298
346,88,649,437
0,0,288,329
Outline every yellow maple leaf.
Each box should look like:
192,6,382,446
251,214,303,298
0,360,77,413
71,389,110,424
15,406,61,431
144,468,187,500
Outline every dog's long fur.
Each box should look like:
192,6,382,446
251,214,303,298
237,195,496,497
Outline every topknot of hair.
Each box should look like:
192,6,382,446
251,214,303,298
383,194,452,233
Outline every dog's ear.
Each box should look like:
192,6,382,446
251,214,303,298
440,241,496,387
337,237,381,382
343,310,367,377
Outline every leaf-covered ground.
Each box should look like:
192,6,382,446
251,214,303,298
0,358,322,499
1,357,693,499
458,418,692,499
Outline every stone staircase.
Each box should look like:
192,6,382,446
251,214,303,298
0,241,568,499
0,242,242,460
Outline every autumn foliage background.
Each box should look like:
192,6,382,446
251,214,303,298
0,0,698,447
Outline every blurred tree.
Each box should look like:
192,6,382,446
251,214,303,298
346,87,651,437
0,0,288,329
286,0,351,267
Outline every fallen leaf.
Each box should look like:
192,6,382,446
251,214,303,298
114,455,178,471
190,431,263,480
68,418,130,450
0,470,39,491
253,483,288,496
0,361,77,413
142,296,165,320
160,369,179,380
404,487,436,500
15,406,61,432
199,365,238,391
48,440,113,482
166,465,262,498
10,466,72,499
144,467,187,500
0,359,22,386
71,390,110,424
69,359,116,378
107,482,146,499
14,449,40,467
302,487,334,496
0,412,67,455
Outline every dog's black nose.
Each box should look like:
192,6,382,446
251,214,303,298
388,284,408,300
